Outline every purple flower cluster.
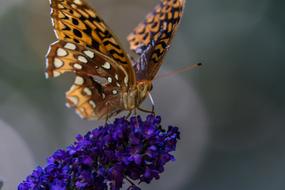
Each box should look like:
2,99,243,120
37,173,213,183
18,114,180,190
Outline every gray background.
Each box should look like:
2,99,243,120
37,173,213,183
0,0,284,189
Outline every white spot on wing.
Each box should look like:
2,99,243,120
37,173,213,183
53,58,64,68
115,74,119,80
83,87,92,96
74,0,82,5
112,90,118,95
71,4,77,9
124,76,129,86
78,55,88,63
76,110,84,119
69,96,79,105
84,50,94,58
74,63,82,70
58,4,64,9
57,48,67,56
75,76,84,85
45,72,49,79
102,62,111,70
68,85,77,92
64,43,76,50
107,77,112,83
89,100,96,108
53,71,61,77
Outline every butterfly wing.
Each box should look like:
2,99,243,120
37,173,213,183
127,0,186,80
46,40,131,119
49,0,136,85
47,0,137,119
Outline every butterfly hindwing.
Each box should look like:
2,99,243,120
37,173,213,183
50,0,136,85
66,74,122,120
46,40,129,119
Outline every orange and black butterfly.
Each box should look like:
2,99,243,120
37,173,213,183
45,0,186,120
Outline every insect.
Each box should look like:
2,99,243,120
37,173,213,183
45,0,186,120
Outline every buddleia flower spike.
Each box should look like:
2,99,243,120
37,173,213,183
18,115,180,190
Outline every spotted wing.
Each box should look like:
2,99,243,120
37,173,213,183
49,0,136,85
46,40,130,119
127,0,185,80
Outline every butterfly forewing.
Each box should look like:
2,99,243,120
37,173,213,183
128,0,185,54
127,0,185,80
50,0,136,85
46,40,129,119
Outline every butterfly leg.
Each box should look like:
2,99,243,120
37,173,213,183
133,108,141,126
137,107,154,114
151,104,155,115
137,92,155,114
125,110,132,119
105,102,111,124
105,114,109,124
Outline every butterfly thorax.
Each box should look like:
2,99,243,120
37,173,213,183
122,80,152,110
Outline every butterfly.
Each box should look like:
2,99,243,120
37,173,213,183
45,0,186,120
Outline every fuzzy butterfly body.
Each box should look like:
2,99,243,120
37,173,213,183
46,0,186,120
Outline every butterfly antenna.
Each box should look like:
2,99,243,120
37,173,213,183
155,62,202,80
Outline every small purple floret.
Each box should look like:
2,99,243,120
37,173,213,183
18,114,180,190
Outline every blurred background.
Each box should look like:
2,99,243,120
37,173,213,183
0,0,284,189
